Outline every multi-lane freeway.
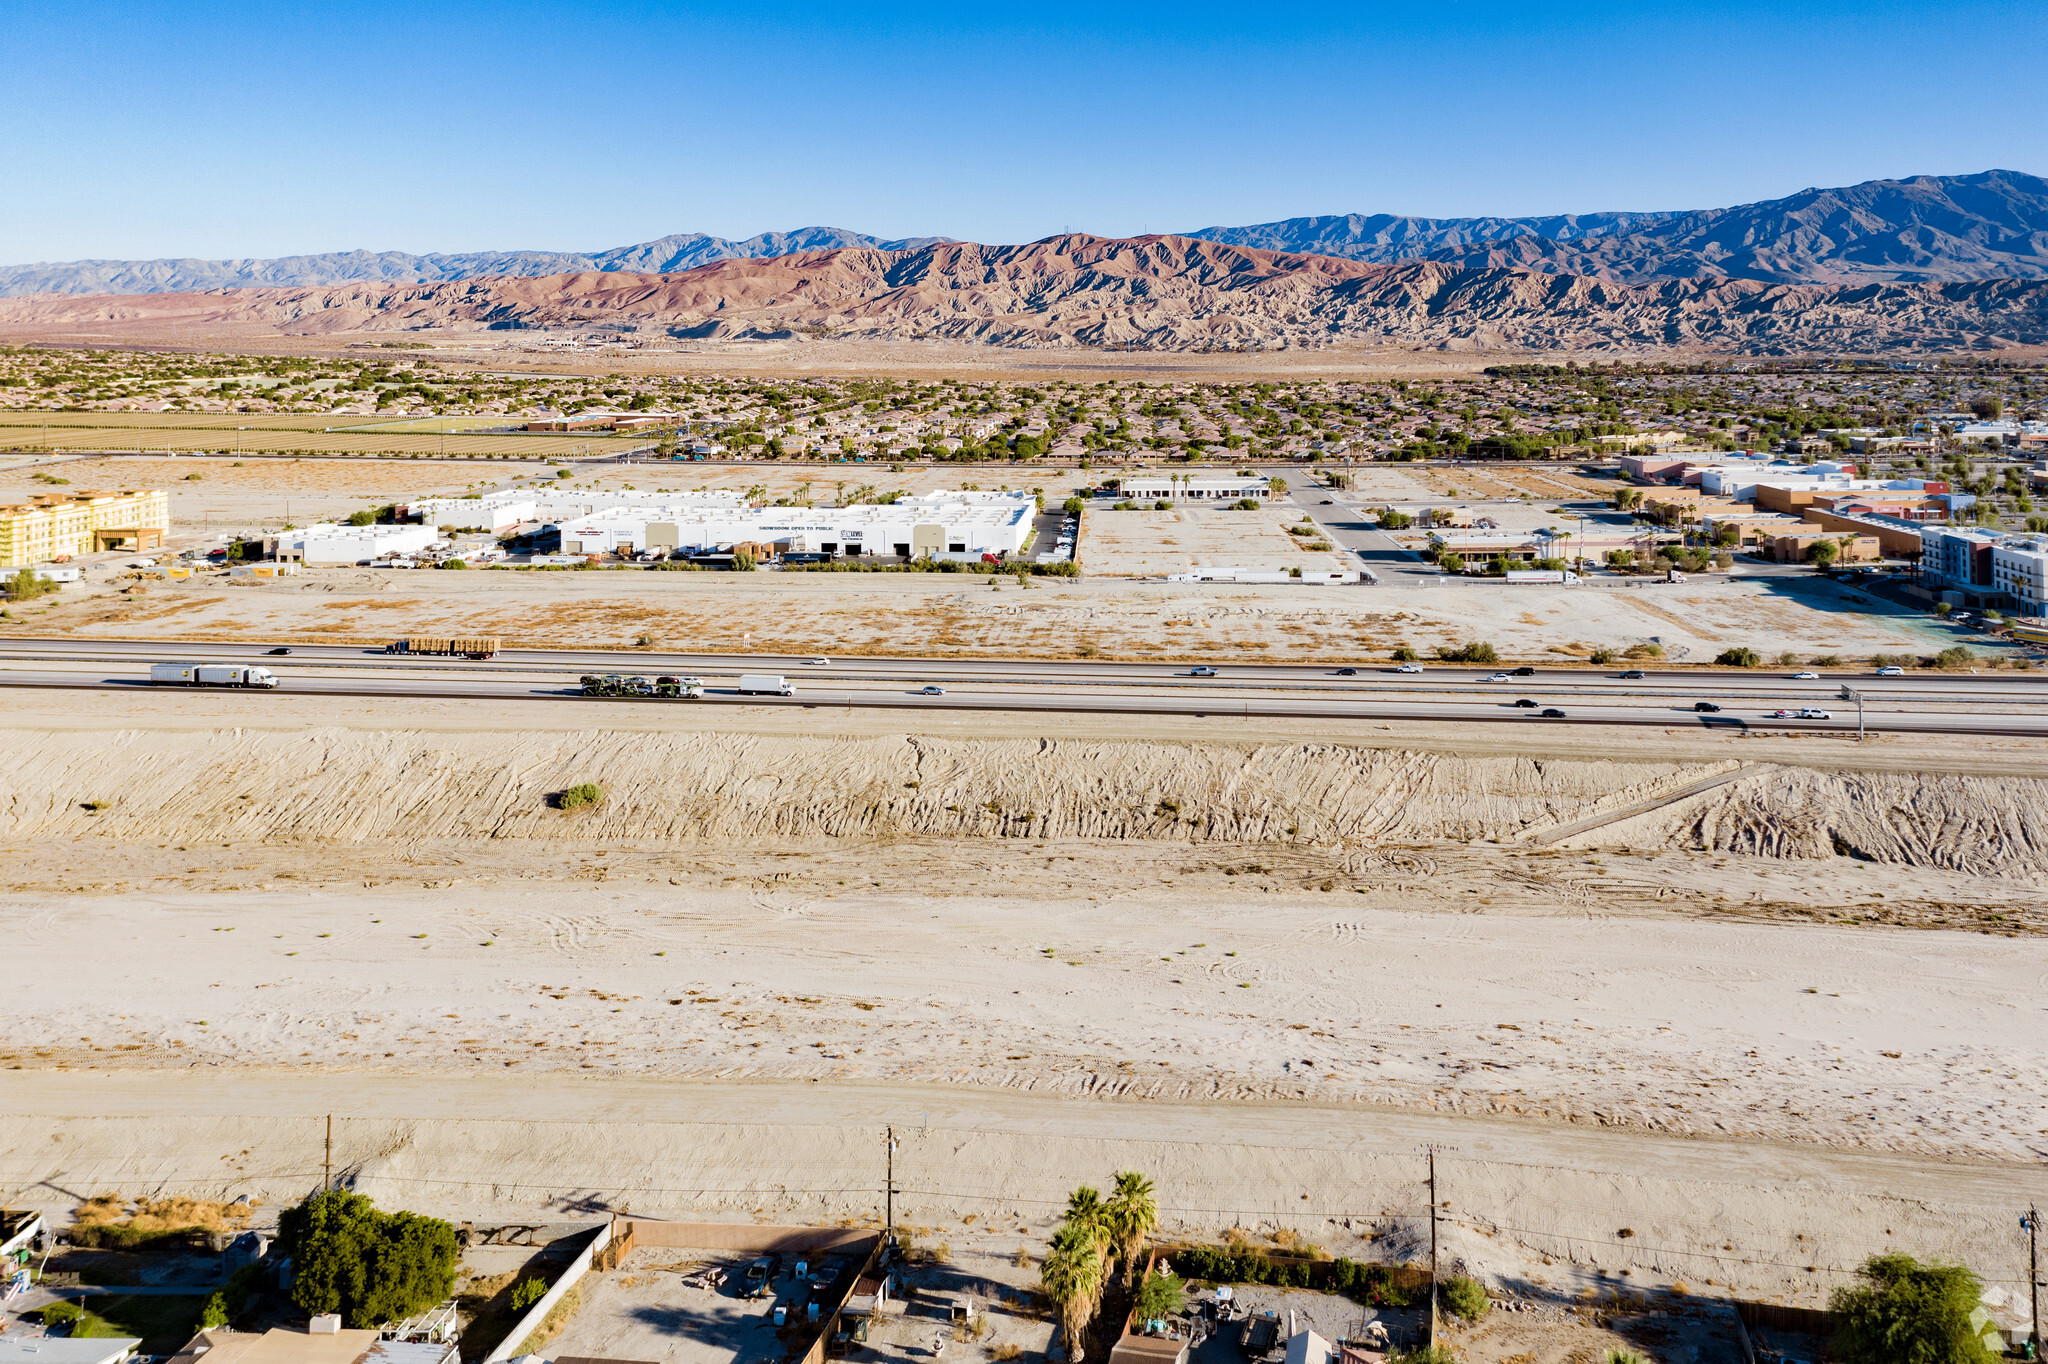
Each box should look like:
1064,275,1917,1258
1,636,2043,736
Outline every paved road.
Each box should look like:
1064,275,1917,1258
1,637,2039,704
6,667,2045,737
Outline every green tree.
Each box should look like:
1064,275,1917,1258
4,568,57,602
1830,1253,1999,1364
346,509,377,527
1063,496,1086,517
1716,647,1761,668
732,550,757,572
1806,538,1840,567
1041,1220,1107,1358
277,1190,458,1329
1104,1171,1158,1284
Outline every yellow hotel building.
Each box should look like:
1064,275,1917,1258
0,489,170,565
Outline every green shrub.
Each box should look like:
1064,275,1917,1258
1133,1272,1186,1321
436,559,467,570
1391,646,1419,662
41,1302,84,1328
1588,647,1617,665
1715,647,1761,668
510,1276,550,1311
1390,1347,1457,1364
1435,640,1499,664
1441,1275,1489,1320
1829,1253,1999,1364
557,783,603,811
1932,646,1974,670
201,1263,263,1328
4,568,59,602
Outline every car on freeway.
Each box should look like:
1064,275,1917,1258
1875,665,1905,676
266,647,292,655
1189,666,1220,677
1486,672,1511,682
1792,670,1820,680
1693,701,1721,712
1797,707,1832,719
1513,698,1538,708
1539,707,1566,718
919,685,945,695
1333,667,1358,676
1618,669,1645,679
1512,666,1537,677
804,657,831,666
1396,663,1424,674
1768,709,1794,718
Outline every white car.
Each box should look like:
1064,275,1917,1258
1189,666,1219,677
804,657,831,666
1396,663,1424,674
1875,665,1905,676
1796,707,1832,720
919,685,945,696
1486,672,1510,682
1792,670,1819,680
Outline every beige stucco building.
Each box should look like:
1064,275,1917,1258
0,488,169,565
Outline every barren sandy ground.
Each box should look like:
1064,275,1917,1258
4,690,2043,1330
1083,506,1351,576
8,560,1994,663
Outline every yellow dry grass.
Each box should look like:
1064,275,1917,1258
74,1193,257,1233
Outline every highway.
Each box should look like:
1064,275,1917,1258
0,636,2040,704
1,638,2045,736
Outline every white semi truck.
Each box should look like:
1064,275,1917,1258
737,674,794,696
149,663,280,689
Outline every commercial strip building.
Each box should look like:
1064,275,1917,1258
273,524,443,566
549,490,1037,561
0,489,169,566
1107,473,1272,502
401,488,744,534
1419,525,1668,567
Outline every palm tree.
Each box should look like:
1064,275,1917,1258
1042,1220,1106,1360
1104,1171,1158,1284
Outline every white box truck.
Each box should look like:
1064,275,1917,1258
149,663,280,689
1504,570,1580,584
737,674,794,696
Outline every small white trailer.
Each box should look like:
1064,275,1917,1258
737,674,794,696
149,663,280,689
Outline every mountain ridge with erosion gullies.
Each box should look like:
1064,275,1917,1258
4,170,2045,299
1,231,2043,355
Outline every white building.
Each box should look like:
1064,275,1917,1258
552,490,1037,560
402,488,743,534
1991,536,2048,615
1111,473,1271,502
275,523,441,565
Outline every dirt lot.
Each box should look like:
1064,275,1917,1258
8,555,2002,664
1083,505,1352,577
0,454,530,539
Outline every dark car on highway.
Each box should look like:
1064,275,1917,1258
1540,708,1566,718
1513,666,1537,676
1618,669,1645,679
1333,667,1357,676
1513,698,1537,708
1693,701,1721,713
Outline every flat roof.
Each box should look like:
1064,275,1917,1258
0,1341,142,1364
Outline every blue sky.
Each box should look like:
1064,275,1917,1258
2,0,2042,263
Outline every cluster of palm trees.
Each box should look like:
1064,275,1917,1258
1040,1172,1159,1361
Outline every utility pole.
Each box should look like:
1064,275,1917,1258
2025,1206,2040,1359
1420,1144,1456,1347
885,1127,898,1232
323,1114,333,1193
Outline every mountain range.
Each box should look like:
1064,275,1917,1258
2,172,2044,300
0,228,954,300
2,233,2041,354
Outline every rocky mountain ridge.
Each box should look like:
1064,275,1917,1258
1,232,2042,354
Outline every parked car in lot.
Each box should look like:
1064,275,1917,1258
743,1254,782,1297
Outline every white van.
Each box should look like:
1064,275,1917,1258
737,674,794,696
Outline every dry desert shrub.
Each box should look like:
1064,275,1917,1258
74,1193,255,1233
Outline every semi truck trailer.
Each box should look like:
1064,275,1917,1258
385,637,500,659
149,663,280,689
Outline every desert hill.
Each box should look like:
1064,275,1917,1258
1,231,2043,353
1190,170,2048,285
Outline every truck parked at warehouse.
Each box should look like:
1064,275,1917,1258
385,636,500,659
149,663,280,689
738,674,794,696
